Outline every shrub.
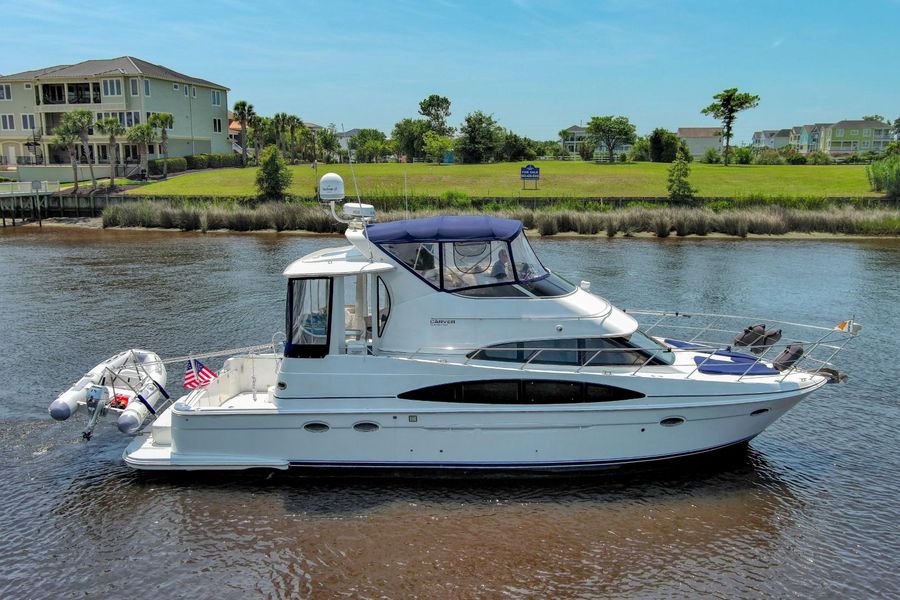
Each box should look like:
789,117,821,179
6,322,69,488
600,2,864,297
807,151,832,165
701,147,721,164
255,145,292,199
148,157,187,175
536,213,559,235
752,149,785,165
786,154,807,165
866,156,900,199
185,154,208,170
732,147,753,165
206,153,222,168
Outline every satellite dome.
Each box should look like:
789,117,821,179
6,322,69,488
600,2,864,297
318,173,345,202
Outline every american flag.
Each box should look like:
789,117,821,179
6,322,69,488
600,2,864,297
184,359,217,389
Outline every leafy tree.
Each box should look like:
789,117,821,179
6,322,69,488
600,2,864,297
701,88,760,165
701,147,721,164
232,100,255,167
349,129,387,162
423,131,454,162
456,111,501,163
255,145,292,198
751,148,784,165
648,128,681,162
667,157,696,203
586,116,637,163
125,123,156,175
392,118,430,160
893,118,900,140
862,114,885,123
94,116,126,187
677,139,693,163
497,130,537,162
51,120,81,192
419,94,453,136
148,113,174,178
318,124,339,162
628,136,651,161
66,109,97,189
285,115,303,163
577,137,595,161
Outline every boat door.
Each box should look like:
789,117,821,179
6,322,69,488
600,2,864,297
285,277,333,358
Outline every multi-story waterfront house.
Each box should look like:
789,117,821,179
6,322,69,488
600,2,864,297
819,119,893,156
0,56,229,173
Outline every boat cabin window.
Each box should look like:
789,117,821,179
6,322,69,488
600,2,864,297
382,242,440,287
285,278,332,358
442,240,514,290
467,335,675,366
377,276,391,336
397,379,645,404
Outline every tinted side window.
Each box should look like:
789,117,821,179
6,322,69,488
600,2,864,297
462,380,519,403
583,338,646,366
523,380,581,403
526,339,580,365
518,272,576,297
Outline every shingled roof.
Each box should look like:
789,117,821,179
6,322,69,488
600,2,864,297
0,56,228,89
677,127,722,138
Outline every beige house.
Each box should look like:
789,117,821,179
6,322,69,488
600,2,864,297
677,127,722,158
0,56,229,175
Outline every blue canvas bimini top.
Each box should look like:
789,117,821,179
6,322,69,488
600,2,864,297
365,216,523,244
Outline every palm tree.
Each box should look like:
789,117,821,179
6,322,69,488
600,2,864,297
272,112,289,154
68,109,97,190
126,123,156,177
148,113,174,179
286,115,303,163
249,115,270,164
52,120,81,193
232,100,255,167
94,116,126,188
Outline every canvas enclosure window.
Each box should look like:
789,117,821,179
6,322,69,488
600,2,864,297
286,278,332,358
382,242,440,287
441,240,514,290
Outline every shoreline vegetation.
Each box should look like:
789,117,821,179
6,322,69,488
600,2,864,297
97,200,900,237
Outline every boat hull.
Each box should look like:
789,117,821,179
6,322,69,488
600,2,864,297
123,387,813,472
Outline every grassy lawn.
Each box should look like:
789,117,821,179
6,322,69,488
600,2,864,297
126,161,878,198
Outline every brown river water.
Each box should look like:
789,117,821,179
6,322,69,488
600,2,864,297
0,227,897,599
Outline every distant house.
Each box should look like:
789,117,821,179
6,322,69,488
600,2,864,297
792,123,831,154
559,124,632,160
677,127,722,158
0,56,230,169
751,128,792,151
819,119,893,155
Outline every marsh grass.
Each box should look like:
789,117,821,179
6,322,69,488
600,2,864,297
101,201,900,236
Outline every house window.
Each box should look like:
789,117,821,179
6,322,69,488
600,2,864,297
192,86,196,98
213,118,222,133
130,78,139,96
21,114,35,130
144,79,151,96
0,84,10,100
148,144,155,155
123,144,140,161
0,114,14,130
211,90,221,106
126,112,134,127
102,79,122,96
863,141,870,148
184,85,188,97
850,129,858,136
24,83,32,90
173,83,179,91
836,128,844,136
863,129,871,137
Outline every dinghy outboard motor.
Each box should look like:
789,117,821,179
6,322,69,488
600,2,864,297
734,324,782,354
773,344,804,371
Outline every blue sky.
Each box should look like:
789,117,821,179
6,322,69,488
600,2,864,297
2,0,898,143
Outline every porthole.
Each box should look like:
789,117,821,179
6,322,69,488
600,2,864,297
353,421,379,432
660,417,685,427
303,422,329,433
276,381,287,390
750,408,770,416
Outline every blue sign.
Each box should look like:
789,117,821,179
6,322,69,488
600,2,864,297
520,165,540,180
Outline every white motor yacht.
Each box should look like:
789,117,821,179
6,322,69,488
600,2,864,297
51,174,860,472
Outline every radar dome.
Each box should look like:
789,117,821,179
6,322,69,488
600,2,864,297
318,173,345,202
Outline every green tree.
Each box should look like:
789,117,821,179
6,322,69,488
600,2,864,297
586,116,637,163
423,131,454,163
94,116,126,187
232,100,255,167
272,112,289,154
249,115,269,164
667,157,696,203
677,139,693,163
577,137,595,161
392,118,430,160
862,114,885,123
349,129,387,162
648,128,680,162
498,130,536,162
628,136,651,161
148,113,174,178
126,123,156,176
255,145,292,198
51,119,81,193
701,147,722,164
418,94,453,136
893,117,900,140
318,124,339,162
701,88,760,166
67,109,97,189
285,115,303,163
732,146,753,165
456,111,501,163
